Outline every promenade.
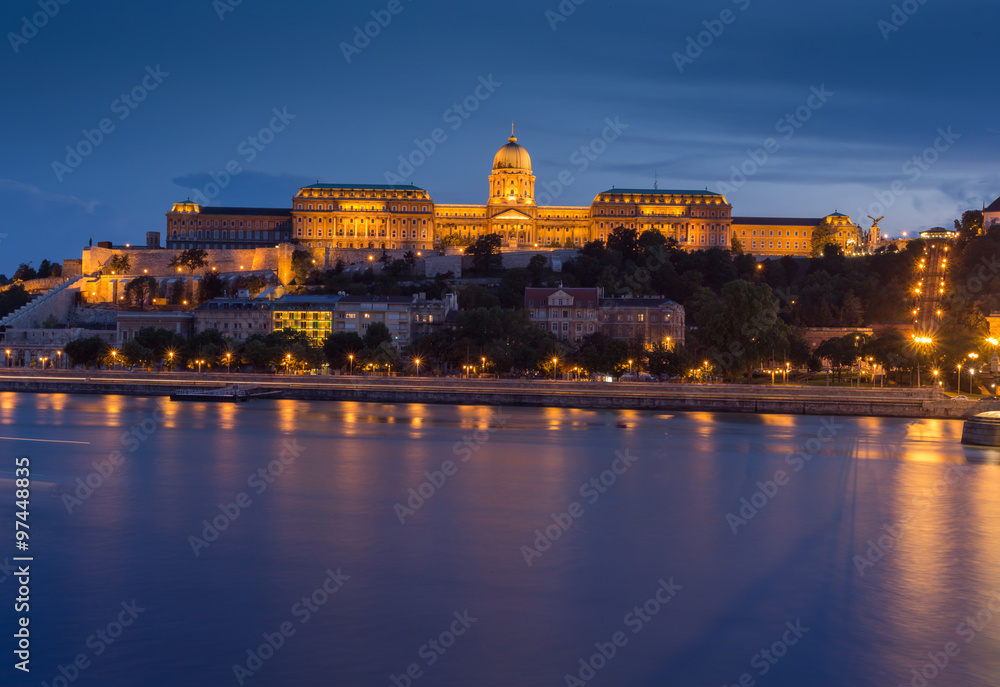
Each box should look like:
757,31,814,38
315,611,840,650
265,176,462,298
0,370,989,419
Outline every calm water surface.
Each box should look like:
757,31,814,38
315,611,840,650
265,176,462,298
1,392,998,686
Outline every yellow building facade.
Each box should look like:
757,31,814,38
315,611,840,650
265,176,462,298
165,133,861,257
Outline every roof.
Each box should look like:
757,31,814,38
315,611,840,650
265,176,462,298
299,183,426,192
524,288,601,306
732,217,822,226
190,207,292,217
493,137,532,171
337,295,413,304
597,189,724,197
599,297,681,308
986,196,1000,213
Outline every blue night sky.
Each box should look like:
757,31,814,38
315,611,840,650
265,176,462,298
1,0,997,275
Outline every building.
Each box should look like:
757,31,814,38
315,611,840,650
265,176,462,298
597,296,685,348
271,295,342,347
117,312,194,346
193,298,276,342
525,287,686,346
984,195,1000,230
525,287,602,344
163,131,860,257
165,204,292,250
731,213,861,256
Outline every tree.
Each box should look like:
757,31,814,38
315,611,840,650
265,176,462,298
815,334,861,381
121,340,155,369
37,260,52,279
458,284,499,310
168,248,209,275
197,271,225,304
441,233,470,247
106,254,132,275
0,284,30,319
954,209,983,240
363,322,393,349
65,336,107,367
291,248,314,282
607,225,640,262
467,233,503,273
323,332,364,369
123,275,157,310
240,338,272,372
527,254,547,287
810,221,838,257
702,280,785,381
730,235,744,254
563,237,575,249
13,263,36,282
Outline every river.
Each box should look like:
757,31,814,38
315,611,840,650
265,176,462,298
1,392,998,686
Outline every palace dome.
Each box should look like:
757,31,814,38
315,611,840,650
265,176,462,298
493,136,532,171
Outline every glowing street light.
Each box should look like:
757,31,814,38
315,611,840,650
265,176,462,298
414,358,421,377
552,357,558,380
348,354,354,376
225,352,232,373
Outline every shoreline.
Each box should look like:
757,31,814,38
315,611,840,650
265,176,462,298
0,371,990,419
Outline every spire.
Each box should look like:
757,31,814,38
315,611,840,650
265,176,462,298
509,121,516,143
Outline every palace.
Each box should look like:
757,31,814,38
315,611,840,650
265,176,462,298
165,132,860,256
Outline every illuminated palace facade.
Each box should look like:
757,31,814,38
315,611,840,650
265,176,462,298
165,134,859,256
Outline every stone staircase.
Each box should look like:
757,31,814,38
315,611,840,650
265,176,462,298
0,277,83,328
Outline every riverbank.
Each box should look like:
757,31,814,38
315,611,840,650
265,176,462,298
0,370,993,419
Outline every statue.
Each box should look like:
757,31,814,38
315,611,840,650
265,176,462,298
863,216,884,250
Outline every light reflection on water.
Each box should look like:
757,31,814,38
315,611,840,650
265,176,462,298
1,393,998,687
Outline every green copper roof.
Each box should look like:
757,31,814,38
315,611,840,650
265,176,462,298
301,183,426,192
599,188,723,196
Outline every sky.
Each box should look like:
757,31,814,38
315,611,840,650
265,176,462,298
1,0,998,275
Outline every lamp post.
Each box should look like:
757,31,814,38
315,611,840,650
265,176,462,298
111,350,117,371
968,352,979,395
5,349,10,368
285,353,292,375
196,359,204,373
481,356,486,376
552,357,558,380
168,351,174,372
226,352,232,373
957,364,962,393
628,359,633,381
57,350,62,369
414,358,421,377
348,354,354,376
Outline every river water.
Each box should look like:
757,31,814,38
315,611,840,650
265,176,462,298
1,392,998,687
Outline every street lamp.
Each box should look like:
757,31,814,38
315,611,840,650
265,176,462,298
4,349,10,368
481,356,486,375
196,359,204,373
348,354,354,376
552,357,558,380
628,359,633,380
285,353,292,375
414,358,421,377
111,350,118,370
226,352,232,373
57,350,62,369
167,351,174,371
